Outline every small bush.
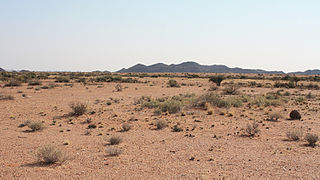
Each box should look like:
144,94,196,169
108,136,122,145
4,79,22,87
168,79,180,87
155,120,167,130
222,85,239,95
55,76,70,83
27,121,45,132
28,80,42,86
70,102,87,116
122,123,132,132
106,147,122,156
160,100,182,114
295,96,306,103
286,130,302,141
305,134,319,147
36,145,67,164
245,121,259,137
209,75,225,86
172,125,183,132
0,94,14,100
87,124,97,129
115,84,122,92
267,111,282,121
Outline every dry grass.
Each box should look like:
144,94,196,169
36,145,68,164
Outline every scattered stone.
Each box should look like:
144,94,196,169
289,110,301,120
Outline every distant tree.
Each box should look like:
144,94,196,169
291,76,300,87
209,75,225,86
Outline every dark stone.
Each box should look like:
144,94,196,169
290,110,301,120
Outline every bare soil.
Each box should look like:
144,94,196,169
1,77,320,179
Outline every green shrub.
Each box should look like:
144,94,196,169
209,75,225,86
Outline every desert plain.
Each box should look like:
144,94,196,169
1,72,320,179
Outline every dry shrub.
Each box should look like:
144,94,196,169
4,79,22,87
70,102,87,116
286,129,302,141
305,133,319,147
160,100,182,114
168,79,180,87
0,94,14,100
28,80,42,86
106,147,122,156
115,84,122,92
108,136,122,145
122,123,132,132
27,121,45,132
267,111,282,121
172,125,183,132
55,76,70,83
36,145,68,164
245,121,259,137
222,85,239,95
155,120,167,130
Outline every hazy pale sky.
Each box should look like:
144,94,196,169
1,0,320,72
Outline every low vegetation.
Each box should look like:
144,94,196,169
106,147,122,156
155,119,167,130
286,129,302,141
108,136,122,145
244,121,260,137
27,121,45,132
70,102,88,116
36,145,67,164
305,134,319,147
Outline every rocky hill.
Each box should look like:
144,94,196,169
118,61,285,74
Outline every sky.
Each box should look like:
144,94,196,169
0,0,320,72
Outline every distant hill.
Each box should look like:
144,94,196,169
0,68,5,72
118,61,285,74
289,69,320,75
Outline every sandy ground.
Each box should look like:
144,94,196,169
1,77,320,179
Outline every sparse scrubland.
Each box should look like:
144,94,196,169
1,71,320,179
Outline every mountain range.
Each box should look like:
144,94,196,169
1,62,319,75
119,61,319,74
